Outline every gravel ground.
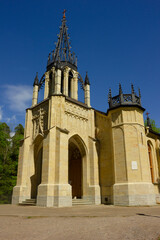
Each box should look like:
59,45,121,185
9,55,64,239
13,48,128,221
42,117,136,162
0,204,160,240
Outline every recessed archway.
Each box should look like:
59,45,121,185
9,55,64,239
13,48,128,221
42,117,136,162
31,135,43,199
68,135,87,199
148,142,154,183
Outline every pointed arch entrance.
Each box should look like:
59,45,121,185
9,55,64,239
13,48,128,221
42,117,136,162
68,135,86,199
31,134,43,199
148,142,154,183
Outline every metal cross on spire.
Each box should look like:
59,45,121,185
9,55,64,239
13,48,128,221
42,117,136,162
146,112,150,117
63,9,66,18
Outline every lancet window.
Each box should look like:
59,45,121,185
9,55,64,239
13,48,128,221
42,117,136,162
68,71,73,97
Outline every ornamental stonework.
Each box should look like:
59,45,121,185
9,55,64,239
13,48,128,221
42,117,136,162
32,103,48,139
64,102,88,121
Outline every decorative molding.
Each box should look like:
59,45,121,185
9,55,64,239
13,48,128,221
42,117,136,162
64,102,88,121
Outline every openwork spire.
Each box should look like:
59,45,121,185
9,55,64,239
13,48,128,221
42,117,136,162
47,10,77,70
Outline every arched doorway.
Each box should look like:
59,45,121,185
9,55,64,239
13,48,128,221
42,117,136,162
148,143,154,183
31,147,43,199
69,143,82,198
68,135,86,199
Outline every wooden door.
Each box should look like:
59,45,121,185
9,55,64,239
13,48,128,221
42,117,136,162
69,147,82,198
31,148,43,199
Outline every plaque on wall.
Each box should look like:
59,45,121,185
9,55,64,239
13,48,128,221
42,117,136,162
132,161,138,170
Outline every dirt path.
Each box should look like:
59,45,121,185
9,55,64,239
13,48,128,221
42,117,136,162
0,204,160,240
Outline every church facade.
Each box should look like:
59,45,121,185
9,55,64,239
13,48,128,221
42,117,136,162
12,13,160,207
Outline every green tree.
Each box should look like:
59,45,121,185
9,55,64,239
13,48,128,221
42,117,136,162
11,124,24,162
0,122,24,204
145,119,160,133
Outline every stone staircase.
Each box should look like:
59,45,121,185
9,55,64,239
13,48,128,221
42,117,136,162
19,199,36,206
72,198,92,206
19,198,92,206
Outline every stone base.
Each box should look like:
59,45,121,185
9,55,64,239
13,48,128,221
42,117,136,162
113,182,156,206
37,184,72,207
83,185,101,204
156,194,160,204
12,185,30,204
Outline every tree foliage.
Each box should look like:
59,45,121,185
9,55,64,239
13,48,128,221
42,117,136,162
0,122,24,204
145,119,160,133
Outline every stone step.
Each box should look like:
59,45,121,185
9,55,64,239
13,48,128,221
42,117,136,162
72,199,92,205
19,199,36,206
25,199,36,203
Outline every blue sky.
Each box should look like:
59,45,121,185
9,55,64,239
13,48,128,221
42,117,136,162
0,0,159,131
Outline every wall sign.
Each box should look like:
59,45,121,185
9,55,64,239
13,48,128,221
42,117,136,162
132,161,138,170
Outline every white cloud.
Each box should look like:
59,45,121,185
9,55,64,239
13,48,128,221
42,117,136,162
6,115,16,123
10,132,15,137
0,106,3,121
4,85,32,113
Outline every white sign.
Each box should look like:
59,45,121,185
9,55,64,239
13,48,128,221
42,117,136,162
132,161,138,170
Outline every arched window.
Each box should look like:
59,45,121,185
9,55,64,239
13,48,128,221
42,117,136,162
148,143,154,183
61,71,64,94
68,71,73,97
49,72,55,95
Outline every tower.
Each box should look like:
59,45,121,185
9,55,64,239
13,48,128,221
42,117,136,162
107,85,156,205
12,12,100,207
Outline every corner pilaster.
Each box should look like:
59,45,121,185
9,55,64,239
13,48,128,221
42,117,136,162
44,72,49,99
55,69,61,94
63,67,69,96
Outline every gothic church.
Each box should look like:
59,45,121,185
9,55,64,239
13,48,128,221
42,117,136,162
12,13,160,207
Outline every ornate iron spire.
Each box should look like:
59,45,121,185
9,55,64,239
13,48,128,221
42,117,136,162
33,72,39,86
47,10,77,70
84,72,90,85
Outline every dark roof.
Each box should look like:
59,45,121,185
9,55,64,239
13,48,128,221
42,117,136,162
148,128,160,138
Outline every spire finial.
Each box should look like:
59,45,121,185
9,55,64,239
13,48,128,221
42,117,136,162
108,88,112,103
84,71,90,85
119,83,123,95
146,112,152,129
33,72,39,86
63,9,66,18
131,83,135,94
138,88,141,98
